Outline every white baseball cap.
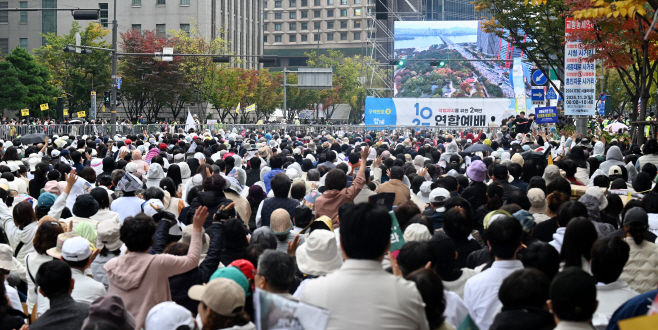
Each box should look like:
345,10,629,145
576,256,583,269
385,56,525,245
428,187,450,204
61,236,92,262
145,302,195,330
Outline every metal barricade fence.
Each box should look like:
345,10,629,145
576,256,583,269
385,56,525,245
0,124,490,141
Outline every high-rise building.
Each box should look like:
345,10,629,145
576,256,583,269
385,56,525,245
0,0,263,68
263,0,375,67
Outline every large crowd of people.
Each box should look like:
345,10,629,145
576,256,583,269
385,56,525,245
0,115,657,330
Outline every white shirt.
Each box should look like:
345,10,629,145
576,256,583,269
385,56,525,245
300,259,430,330
5,280,22,313
24,252,55,312
463,260,524,330
444,290,469,329
110,196,144,224
37,268,107,316
592,281,639,330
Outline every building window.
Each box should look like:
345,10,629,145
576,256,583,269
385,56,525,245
314,22,320,29
301,22,308,30
99,3,108,27
340,21,347,28
275,35,282,42
20,38,27,50
314,34,320,41
289,12,296,19
157,0,165,4
354,8,361,15
19,1,27,23
132,24,141,32
301,34,307,41
327,9,333,17
301,11,308,18
341,0,347,4
264,23,268,31
181,0,190,5
274,23,282,31
0,39,8,55
327,33,334,41
301,0,307,6
354,20,361,28
340,9,347,16
327,21,333,29
264,0,267,7
42,0,57,45
156,24,166,37
314,0,320,5
289,23,296,30
180,24,190,33
340,32,347,40
327,0,333,4
264,12,268,20
264,35,268,42
275,12,282,19
289,35,296,42
314,10,321,18
355,0,361,3
132,0,141,5
290,0,296,6
353,32,361,40
275,0,281,7
0,2,8,23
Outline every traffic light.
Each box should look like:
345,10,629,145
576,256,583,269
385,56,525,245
116,91,123,105
439,61,446,67
103,91,110,107
389,60,404,65
212,56,230,63
72,10,100,20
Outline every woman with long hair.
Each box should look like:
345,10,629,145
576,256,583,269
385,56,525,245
560,217,597,273
473,182,504,235
405,268,452,330
24,217,63,313
0,280,25,330
166,164,183,188
246,185,267,231
28,162,49,199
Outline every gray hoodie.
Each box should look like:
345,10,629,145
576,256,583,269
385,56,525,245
598,146,625,175
441,141,461,163
578,194,615,237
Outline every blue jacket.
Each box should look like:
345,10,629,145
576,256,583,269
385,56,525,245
264,168,283,193
423,206,444,232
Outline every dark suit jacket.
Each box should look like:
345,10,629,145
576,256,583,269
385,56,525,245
29,294,89,330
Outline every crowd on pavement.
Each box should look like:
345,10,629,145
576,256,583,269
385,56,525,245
0,111,657,330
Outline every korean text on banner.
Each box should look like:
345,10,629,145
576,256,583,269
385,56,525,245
513,58,527,113
564,18,596,116
364,98,533,127
77,111,86,117
21,109,29,116
40,104,49,111
534,106,558,124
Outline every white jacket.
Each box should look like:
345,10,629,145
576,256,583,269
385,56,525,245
619,237,658,293
592,281,639,330
0,200,37,269
91,208,122,225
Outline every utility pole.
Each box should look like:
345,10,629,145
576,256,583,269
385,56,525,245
283,67,287,120
110,0,118,135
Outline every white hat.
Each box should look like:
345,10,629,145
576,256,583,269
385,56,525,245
0,244,15,271
403,223,431,242
61,236,92,262
528,188,548,214
428,187,450,204
51,149,61,157
90,158,103,176
296,230,343,276
143,199,165,218
125,162,138,174
193,152,205,161
96,220,123,251
417,181,433,203
28,155,41,172
6,162,19,172
144,302,195,330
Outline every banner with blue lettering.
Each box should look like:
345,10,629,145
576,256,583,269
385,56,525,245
534,106,558,124
365,98,536,127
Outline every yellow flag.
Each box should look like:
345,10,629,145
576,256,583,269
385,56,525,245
21,109,29,116
246,104,256,112
40,103,49,111
63,109,69,115
548,154,553,165
235,103,241,114
256,119,263,125
77,111,86,118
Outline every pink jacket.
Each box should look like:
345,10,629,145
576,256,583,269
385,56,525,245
315,169,365,222
104,232,201,329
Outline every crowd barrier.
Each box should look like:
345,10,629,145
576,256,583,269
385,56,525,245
0,124,491,141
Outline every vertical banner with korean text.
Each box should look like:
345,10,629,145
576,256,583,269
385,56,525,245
564,18,596,116
513,58,527,113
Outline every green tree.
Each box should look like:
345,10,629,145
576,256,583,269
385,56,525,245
1,47,59,117
34,22,112,116
0,61,29,113
244,69,283,122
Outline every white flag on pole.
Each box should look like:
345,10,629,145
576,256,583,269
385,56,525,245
185,110,195,132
